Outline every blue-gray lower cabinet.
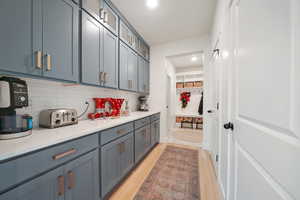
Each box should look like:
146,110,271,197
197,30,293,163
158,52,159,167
134,124,151,163
0,0,42,76
65,150,100,200
151,120,160,146
101,132,134,198
0,166,64,200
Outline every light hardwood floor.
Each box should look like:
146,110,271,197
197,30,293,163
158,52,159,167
109,143,221,200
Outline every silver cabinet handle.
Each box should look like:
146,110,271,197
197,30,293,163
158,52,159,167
100,8,105,19
67,171,75,190
104,72,108,83
128,80,131,89
57,176,65,196
99,72,104,84
35,51,42,69
45,54,52,71
52,148,77,160
104,11,108,23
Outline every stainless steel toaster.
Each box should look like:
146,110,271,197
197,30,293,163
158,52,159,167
39,109,78,128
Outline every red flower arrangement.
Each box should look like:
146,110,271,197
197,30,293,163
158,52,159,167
180,92,191,108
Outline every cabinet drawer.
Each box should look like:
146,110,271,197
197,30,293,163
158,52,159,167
150,113,160,122
100,122,134,145
134,117,150,129
0,134,98,193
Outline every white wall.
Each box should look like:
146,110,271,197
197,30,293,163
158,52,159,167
12,77,139,127
149,35,210,143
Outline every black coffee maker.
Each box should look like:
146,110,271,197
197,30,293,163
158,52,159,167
0,76,32,139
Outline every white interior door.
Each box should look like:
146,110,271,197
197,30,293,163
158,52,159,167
208,45,221,172
218,9,233,199
230,0,300,199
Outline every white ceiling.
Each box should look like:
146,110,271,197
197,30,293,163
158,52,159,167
168,52,203,68
111,0,217,45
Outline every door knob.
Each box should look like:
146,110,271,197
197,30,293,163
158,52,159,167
224,122,234,131
208,110,213,113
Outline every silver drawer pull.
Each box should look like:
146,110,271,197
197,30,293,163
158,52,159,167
117,129,126,135
53,148,77,160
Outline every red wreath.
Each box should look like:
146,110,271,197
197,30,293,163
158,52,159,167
180,92,191,108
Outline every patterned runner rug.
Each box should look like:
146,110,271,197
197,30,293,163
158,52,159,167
134,145,200,200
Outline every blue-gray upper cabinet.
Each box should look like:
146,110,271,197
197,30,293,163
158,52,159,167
65,150,100,200
81,11,103,86
119,41,129,90
0,0,42,76
0,166,64,200
119,41,138,91
102,28,118,88
81,0,104,22
0,0,79,82
81,0,118,35
101,132,134,198
138,57,150,94
128,49,138,91
119,21,138,51
101,1,118,35
42,0,79,82
81,12,118,88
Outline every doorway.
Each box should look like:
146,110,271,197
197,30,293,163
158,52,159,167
166,52,204,147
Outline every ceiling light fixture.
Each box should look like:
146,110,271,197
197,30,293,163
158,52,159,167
191,56,198,62
146,0,158,9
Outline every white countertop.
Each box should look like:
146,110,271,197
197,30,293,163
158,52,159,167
0,111,160,162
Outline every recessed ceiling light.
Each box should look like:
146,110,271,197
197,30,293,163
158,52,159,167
191,56,198,62
146,0,158,9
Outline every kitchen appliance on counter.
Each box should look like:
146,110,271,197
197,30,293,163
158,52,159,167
0,76,33,139
39,109,78,128
138,96,149,111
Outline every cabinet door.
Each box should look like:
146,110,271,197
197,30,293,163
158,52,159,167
1,167,64,200
128,49,138,91
145,124,152,151
81,0,103,21
102,2,118,35
145,60,150,94
120,133,134,178
81,11,102,86
65,150,99,200
134,127,147,163
138,57,145,93
0,0,42,76
42,0,79,82
155,120,160,144
101,140,121,198
150,122,156,147
119,41,129,90
120,22,130,45
102,28,118,88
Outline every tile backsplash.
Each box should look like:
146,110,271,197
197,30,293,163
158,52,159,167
14,77,139,127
